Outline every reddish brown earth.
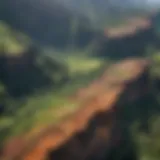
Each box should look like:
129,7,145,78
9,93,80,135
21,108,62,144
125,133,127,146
95,14,159,60
104,17,152,38
0,58,150,160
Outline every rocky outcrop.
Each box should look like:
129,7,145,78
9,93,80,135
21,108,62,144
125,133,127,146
0,58,151,160
95,14,160,59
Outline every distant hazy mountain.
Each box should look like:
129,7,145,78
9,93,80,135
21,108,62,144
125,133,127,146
58,0,148,14
0,0,156,48
58,0,151,26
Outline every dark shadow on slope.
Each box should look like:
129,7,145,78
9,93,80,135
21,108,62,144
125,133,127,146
46,104,138,160
1,64,151,160
0,46,69,98
0,0,99,50
46,85,149,160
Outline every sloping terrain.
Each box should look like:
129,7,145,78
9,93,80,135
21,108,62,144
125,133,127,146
0,0,97,49
0,58,150,160
95,12,160,59
104,17,151,38
0,3,160,160
0,21,69,98
1,0,157,51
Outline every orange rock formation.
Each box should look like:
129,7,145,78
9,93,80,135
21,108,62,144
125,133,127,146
104,17,152,38
1,58,150,160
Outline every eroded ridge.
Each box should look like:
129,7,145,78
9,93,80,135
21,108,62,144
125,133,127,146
104,17,152,38
1,58,150,160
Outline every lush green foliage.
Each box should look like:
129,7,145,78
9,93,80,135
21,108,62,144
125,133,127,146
0,54,106,143
0,21,30,55
0,22,107,144
128,51,160,160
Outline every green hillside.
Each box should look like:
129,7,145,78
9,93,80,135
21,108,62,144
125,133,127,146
1,3,160,160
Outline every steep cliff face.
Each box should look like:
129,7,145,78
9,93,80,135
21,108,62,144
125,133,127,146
0,58,151,160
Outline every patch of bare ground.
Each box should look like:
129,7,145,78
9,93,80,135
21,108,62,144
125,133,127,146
104,17,152,38
0,58,150,160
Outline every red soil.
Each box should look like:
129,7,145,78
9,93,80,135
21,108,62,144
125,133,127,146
1,58,150,160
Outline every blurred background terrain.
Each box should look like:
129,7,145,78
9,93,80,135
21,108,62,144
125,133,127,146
1,0,160,160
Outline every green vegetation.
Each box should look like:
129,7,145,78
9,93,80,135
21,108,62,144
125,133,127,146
1,6,160,160
65,55,104,75
0,21,31,55
0,55,105,143
126,51,160,160
0,21,108,144
133,117,160,160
